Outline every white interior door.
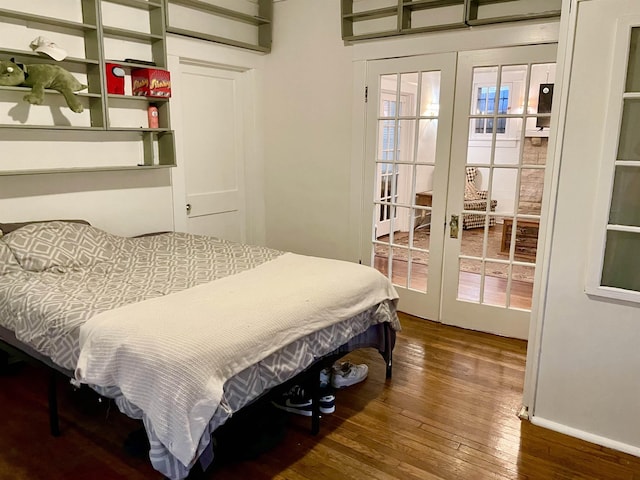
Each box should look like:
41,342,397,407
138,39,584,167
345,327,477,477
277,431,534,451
441,44,558,339
179,62,246,242
363,53,457,321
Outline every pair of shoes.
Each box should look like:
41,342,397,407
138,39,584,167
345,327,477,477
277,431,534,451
271,385,335,417
331,362,369,389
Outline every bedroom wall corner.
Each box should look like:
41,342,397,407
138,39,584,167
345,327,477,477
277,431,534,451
262,0,355,261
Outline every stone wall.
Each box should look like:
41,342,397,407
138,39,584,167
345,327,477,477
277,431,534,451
519,136,547,215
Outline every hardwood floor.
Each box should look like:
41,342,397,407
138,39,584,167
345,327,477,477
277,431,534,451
374,256,534,310
2,313,639,479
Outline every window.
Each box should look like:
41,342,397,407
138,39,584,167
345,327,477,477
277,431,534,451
474,85,510,134
587,22,640,302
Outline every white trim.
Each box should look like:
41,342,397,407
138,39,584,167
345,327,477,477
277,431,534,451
522,0,576,413
607,224,640,233
584,14,640,302
531,416,640,458
585,284,640,303
168,54,187,233
348,60,369,263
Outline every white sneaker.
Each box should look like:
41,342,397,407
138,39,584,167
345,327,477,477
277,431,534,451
319,367,331,389
331,362,368,389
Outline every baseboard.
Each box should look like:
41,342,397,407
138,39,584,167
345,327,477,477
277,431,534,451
531,415,640,458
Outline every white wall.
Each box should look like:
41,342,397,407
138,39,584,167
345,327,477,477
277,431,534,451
0,170,174,236
531,0,640,455
262,0,354,260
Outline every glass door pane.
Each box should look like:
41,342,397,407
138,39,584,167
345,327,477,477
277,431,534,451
456,61,555,312
373,70,442,295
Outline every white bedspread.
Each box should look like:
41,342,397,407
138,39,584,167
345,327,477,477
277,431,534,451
75,252,398,467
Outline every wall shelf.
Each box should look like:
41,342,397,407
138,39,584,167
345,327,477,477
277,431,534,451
166,26,270,53
0,0,176,172
165,0,272,53
466,0,561,25
101,26,164,42
0,125,106,131
103,0,163,10
169,0,269,25
0,48,100,65
343,6,397,22
341,0,561,42
0,85,102,98
0,8,98,31
107,94,170,102
0,164,174,176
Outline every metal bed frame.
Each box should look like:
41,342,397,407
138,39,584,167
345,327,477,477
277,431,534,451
0,321,394,439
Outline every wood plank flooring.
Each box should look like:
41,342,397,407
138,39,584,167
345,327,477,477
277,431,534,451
374,256,534,310
1,313,639,479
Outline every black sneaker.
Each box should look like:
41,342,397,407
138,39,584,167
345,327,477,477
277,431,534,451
271,385,312,416
271,385,335,416
319,387,335,414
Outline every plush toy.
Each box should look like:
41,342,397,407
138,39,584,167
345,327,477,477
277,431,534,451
0,59,87,113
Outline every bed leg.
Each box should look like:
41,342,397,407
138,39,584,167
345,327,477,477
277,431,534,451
308,363,321,435
48,371,60,437
385,351,393,379
383,323,393,379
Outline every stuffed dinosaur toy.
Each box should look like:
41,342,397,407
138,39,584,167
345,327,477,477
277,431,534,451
0,59,87,113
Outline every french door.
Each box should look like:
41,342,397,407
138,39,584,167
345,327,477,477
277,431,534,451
364,44,557,339
364,53,457,321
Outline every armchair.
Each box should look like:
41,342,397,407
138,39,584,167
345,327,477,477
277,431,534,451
463,167,497,229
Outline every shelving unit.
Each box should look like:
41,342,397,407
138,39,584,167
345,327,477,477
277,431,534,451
0,0,175,173
341,0,561,42
165,0,272,53
466,0,561,26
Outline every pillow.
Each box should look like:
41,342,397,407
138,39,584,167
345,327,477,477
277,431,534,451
0,240,21,275
0,219,90,236
3,221,116,272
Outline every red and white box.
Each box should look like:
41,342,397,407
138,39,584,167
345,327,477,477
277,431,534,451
131,68,171,98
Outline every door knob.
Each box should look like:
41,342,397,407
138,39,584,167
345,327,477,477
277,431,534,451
186,203,191,214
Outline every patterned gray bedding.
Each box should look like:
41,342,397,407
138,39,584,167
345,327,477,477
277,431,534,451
0,221,400,479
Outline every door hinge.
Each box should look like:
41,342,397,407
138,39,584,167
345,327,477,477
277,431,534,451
364,85,368,103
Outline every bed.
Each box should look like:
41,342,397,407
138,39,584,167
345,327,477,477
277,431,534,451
0,220,400,479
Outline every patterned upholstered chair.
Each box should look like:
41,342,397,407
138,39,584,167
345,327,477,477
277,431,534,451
463,167,497,229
